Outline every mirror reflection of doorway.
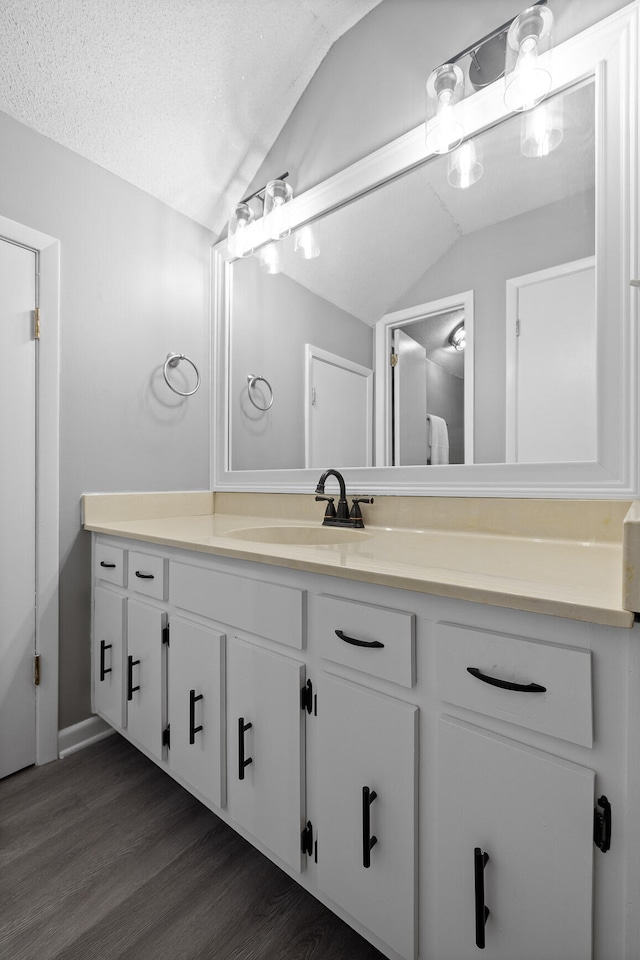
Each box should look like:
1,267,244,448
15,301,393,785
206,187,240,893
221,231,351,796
376,292,474,467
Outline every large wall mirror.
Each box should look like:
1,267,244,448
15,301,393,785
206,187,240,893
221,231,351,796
212,5,639,497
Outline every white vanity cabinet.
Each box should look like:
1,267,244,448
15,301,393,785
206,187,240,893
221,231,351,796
226,635,306,872
435,717,595,960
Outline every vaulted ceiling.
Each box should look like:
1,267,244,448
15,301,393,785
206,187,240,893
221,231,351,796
0,0,381,234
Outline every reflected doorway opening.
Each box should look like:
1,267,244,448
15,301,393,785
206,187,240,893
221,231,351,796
375,292,474,466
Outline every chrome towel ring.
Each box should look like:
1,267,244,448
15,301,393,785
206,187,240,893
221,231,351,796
247,374,274,411
163,353,200,397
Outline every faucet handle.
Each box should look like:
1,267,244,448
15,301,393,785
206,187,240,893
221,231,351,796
350,497,374,520
315,495,336,519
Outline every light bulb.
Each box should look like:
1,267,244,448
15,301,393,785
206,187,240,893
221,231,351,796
259,242,282,275
448,139,483,188
293,225,320,259
521,100,563,157
426,64,465,155
227,201,255,257
264,179,293,239
504,6,553,112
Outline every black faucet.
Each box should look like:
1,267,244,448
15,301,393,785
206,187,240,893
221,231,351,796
315,469,373,529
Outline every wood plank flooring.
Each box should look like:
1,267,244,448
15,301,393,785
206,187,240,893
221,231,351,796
0,734,384,960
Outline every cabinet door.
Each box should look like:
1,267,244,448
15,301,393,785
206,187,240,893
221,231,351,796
317,674,419,960
436,716,594,960
93,586,126,729
226,636,305,873
126,599,165,760
168,616,225,808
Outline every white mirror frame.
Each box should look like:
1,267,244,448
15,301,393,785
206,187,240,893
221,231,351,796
212,2,639,498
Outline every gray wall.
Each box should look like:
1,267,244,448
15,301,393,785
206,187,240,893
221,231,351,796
0,110,214,728
395,192,594,463
231,255,372,469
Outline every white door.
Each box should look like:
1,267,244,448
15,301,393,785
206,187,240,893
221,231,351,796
436,717,594,960
392,328,427,466
317,673,419,960
0,239,37,779
226,636,305,872
506,259,596,462
168,616,225,808
305,345,373,468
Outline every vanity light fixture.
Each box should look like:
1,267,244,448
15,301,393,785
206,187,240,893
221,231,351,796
448,139,483,188
227,171,290,259
449,322,466,351
425,1,552,155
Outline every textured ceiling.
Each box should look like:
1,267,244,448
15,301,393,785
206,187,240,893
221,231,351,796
0,0,381,234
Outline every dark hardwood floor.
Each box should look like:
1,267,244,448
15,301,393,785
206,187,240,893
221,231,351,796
0,735,384,960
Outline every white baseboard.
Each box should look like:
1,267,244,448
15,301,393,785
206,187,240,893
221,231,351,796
58,715,115,759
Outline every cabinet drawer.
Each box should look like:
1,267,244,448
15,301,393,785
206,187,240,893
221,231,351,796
311,594,415,687
169,562,304,649
435,622,592,747
95,542,126,586
129,551,167,600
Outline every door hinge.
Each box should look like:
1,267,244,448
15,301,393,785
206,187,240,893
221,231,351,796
390,353,398,367
594,795,611,852
301,678,314,714
162,624,170,646
34,655,41,686
301,820,314,857
162,725,171,748
34,307,41,340
515,319,521,337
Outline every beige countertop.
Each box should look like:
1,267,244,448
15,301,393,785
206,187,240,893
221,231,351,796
82,492,639,629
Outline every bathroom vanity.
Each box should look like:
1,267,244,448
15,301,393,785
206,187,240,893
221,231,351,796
85,492,640,960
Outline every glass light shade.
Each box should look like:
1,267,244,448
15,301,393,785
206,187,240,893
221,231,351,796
293,225,320,259
448,139,483,188
425,63,465,155
227,201,255,258
449,322,466,351
259,242,282,275
264,179,294,239
520,98,563,157
504,5,554,112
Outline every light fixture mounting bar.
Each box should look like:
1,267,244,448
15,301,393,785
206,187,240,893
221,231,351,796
241,172,289,207
445,0,548,67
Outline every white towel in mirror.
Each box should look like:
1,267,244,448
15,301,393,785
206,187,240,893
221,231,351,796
427,414,449,465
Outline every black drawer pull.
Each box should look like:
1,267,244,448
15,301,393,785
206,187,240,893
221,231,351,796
467,666,546,693
99,560,116,568
189,689,204,744
362,786,378,868
127,655,140,701
135,571,155,580
238,717,252,780
99,640,112,682
336,629,384,649
474,847,490,949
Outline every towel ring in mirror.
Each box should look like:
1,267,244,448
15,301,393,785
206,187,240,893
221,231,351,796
163,353,200,397
247,374,274,411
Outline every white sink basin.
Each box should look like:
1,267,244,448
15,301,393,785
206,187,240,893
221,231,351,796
226,525,370,545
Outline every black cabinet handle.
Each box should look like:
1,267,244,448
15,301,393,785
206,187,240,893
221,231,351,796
336,629,384,649
238,717,252,780
135,571,155,580
189,689,204,745
467,666,546,693
474,847,490,949
362,786,378,868
99,640,112,682
99,560,116,569
127,655,140,701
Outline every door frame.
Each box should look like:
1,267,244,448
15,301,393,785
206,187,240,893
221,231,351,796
0,214,60,766
375,291,475,466
505,256,596,463
304,344,374,468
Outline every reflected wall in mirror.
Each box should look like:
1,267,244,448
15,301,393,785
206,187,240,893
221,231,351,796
229,80,595,472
